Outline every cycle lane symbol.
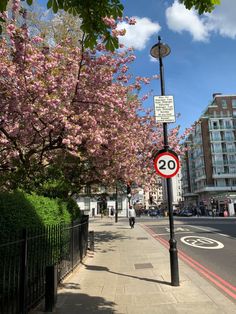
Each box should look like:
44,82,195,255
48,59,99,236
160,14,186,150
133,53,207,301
180,236,224,249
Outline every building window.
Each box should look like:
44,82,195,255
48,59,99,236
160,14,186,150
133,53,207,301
211,131,221,141
221,99,227,108
225,120,231,129
224,131,234,141
212,143,222,153
232,99,236,108
232,179,236,185
227,143,235,152
212,121,218,129
228,155,236,163
215,167,224,174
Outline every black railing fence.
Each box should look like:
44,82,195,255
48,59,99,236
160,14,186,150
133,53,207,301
0,215,89,314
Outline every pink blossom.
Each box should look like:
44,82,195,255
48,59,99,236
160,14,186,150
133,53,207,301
32,36,44,44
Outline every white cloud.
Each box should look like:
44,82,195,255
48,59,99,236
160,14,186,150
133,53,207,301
165,0,236,42
205,0,236,39
118,17,161,50
165,1,209,41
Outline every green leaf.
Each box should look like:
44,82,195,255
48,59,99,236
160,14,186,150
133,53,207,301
58,0,64,9
0,0,8,12
52,0,58,13
0,17,5,23
26,0,33,5
105,36,116,52
84,34,97,49
47,0,53,9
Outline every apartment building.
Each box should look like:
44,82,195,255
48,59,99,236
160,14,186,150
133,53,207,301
181,93,236,215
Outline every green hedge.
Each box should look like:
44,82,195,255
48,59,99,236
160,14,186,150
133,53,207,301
0,191,75,240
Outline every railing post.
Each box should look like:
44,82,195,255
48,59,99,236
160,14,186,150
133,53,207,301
79,223,83,261
45,264,57,312
89,231,94,251
19,228,28,314
71,221,74,270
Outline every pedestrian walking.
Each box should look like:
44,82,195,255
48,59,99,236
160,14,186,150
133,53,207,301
212,207,216,218
128,206,136,228
110,207,114,216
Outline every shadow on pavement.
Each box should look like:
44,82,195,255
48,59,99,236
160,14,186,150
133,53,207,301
94,231,131,243
83,264,171,287
92,231,131,253
33,292,117,314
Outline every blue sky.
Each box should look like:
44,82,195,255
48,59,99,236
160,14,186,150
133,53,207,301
117,0,236,132
37,0,236,132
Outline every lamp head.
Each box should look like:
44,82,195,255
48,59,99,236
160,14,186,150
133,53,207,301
150,37,171,59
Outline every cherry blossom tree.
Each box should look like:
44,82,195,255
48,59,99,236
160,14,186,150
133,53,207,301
0,5,190,193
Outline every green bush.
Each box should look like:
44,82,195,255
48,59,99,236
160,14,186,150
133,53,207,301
0,191,73,240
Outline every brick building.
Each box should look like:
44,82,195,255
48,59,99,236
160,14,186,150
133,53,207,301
181,93,236,216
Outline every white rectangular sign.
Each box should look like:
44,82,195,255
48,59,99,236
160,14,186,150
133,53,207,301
154,95,175,123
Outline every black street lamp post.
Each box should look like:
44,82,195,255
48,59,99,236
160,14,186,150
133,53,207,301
150,36,180,286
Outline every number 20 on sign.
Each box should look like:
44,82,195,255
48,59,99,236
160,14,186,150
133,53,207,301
153,150,180,178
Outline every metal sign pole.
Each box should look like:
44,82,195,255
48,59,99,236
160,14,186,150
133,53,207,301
157,37,180,286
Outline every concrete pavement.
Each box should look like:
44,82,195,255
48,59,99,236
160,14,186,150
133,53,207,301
35,217,236,313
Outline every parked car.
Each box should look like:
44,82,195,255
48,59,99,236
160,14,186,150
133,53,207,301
149,209,160,217
179,209,193,217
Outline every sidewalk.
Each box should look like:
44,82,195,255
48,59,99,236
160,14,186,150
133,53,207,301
40,217,236,313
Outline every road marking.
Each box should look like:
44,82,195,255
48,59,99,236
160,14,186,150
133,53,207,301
165,227,190,232
142,224,236,301
186,225,231,238
181,236,224,249
218,233,230,237
156,232,192,236
186,225,211,232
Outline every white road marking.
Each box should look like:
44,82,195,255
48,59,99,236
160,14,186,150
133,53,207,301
186,225,211,232
185,225,230,238
155,225,231,239
156,232,192,236
181,236,224,249
218,233,230,238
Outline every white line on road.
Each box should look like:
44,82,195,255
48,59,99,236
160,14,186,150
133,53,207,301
185,225,230,238
156,232,192,236
218,233,230,237
186,225,211,232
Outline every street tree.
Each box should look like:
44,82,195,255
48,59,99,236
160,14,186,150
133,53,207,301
0,5,190,193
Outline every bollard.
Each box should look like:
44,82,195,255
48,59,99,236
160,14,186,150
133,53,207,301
45,264,57,312
89,230,94,251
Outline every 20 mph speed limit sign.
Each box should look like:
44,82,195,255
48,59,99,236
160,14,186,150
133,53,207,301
153,150,180,178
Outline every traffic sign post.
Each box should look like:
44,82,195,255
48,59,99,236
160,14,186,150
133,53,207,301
151,36,179,287
153,150,180,179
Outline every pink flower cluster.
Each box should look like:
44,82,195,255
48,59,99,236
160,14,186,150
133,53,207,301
0,17,189,188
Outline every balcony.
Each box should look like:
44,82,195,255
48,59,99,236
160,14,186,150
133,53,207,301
195,185,236,193
212,161,224,166
209,125,234,131
194,175,206,182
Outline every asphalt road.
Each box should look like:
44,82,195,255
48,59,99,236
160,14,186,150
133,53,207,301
139,216,236,299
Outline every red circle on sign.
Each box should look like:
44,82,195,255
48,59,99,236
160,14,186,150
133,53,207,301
153,151,180,178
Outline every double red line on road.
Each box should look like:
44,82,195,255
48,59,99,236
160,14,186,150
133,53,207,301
142,224,236,300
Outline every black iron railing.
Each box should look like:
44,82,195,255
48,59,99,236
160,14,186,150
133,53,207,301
0,216,89,314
